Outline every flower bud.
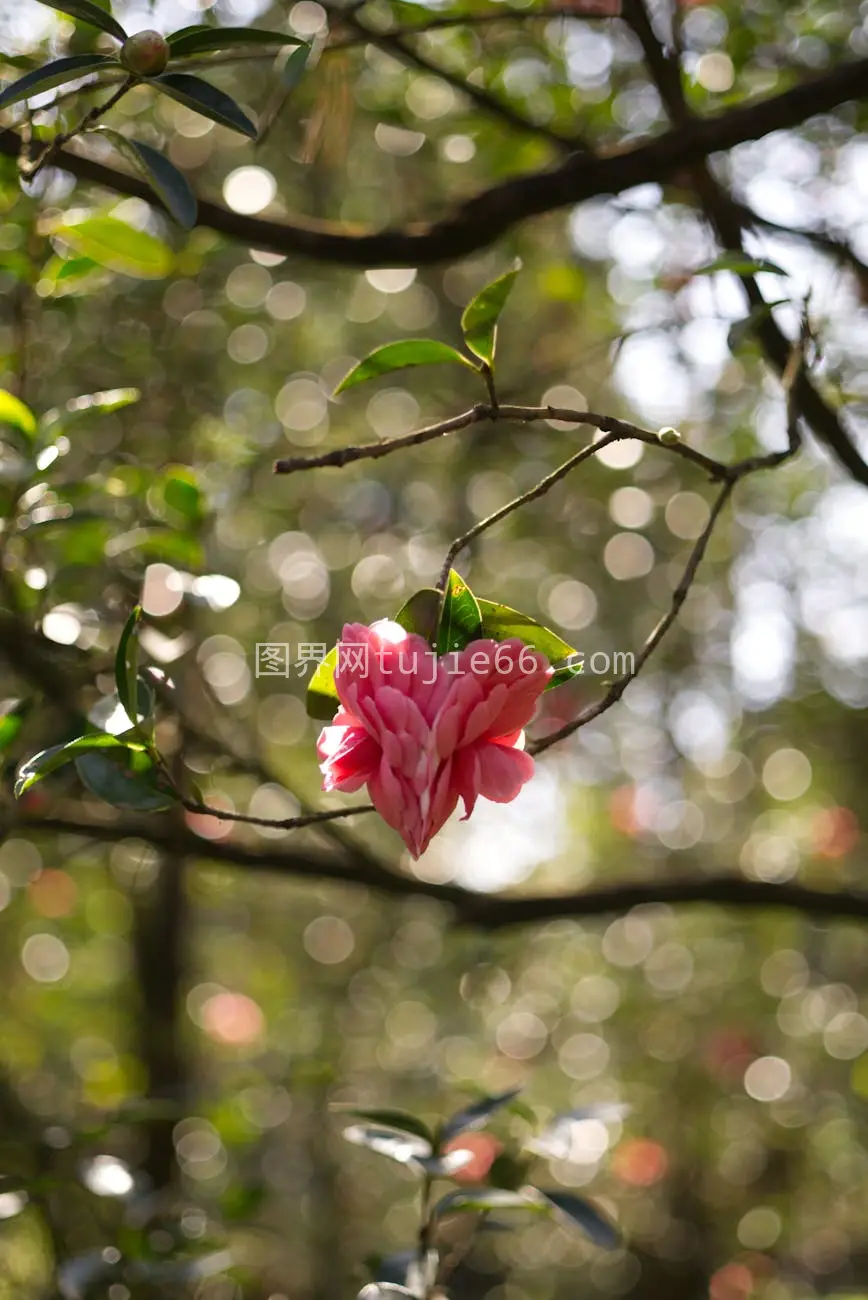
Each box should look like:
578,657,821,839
658,426,682,445
120,30,170,77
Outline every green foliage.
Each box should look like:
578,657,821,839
14,733,147,797
476,600,582,687
0,389,36,442
334,341,478,394
153,72,257,138
460,260,522,369
166,25,305,58
0,54,118,110
692,253,788,278
95,129,198,228
51,214,174,279
436,569,482,656
34,0,127,41
114,605,142,724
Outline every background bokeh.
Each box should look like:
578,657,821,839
2,0,868,1296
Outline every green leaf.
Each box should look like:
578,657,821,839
281,41,310,91
52,215,173,279
114,606,142,722
334,341,477,395
307,646,339,721
537,1191,620,1249
14,733,145,798
0,389,36,442
692,254,788,278
75,747,174,811
394,588,440,646
460,259,521,368
0,700,32,752
41,386,141,438
342,1124,432,1166
436,570,482,656
440,1088,522,1143
148,465,204,527
0,54,117,110
727,299,789,352
332,1108,434,1145
154,72,257,138
434,1188,542,1217
96,129,197,228
477,599,580,688
34,0,127,40
167,24,305,57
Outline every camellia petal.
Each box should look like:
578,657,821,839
317,621,551,856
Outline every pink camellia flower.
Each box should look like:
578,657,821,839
317,620,552,858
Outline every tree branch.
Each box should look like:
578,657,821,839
2,54,867,264
15,809,868,930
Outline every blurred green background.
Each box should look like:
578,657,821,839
2,0,868,1295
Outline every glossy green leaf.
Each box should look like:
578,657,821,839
434,1187,542,1217
460,259,521,367
167,24,304,57
53,215,173,279
537,1190,620,1249
693,254,788,278
154,72,257,138
342,1124,432,1166
41,386,141,437
334,341,477,395
394,588,440,646
281,40,310,91
436,570,482,656
96,128,197,228
727,299,789,353
477,599,580,688
333,1108,434,1145
34,0,127,40
114,605,141,721
440,1088,522,1142
0,53,117,110
307,646,339,720
14,733,145,798
0,389,36,441
0,700,32,752
75,746,174,811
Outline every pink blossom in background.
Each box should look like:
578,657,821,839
317,620,552,858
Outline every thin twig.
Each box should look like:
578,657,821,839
22,76,135,179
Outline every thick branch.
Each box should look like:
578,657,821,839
16,810,868,930
2,55,867,263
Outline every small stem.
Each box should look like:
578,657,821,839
481,363,499,413
24,75,136,179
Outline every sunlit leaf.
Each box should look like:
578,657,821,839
52,215,173,279
394,588,440,646
333,1108,434,1144
440,1088,522,1143
15,733,146,797
537,1190,620,1249
477,599,579,688
75,747,174,811
0,389,36,441
434,1187,543,1217
460,259,521,367
307,646,338,720
334,341,477,395
692,253,788,278
114,605,142,722
0,54,116,110
154,72,257,138
342,1124,432,1165
34,0,127,40
167,24,305,57
96,128,198,228
0,699,32,752
358,1286,416,1300
281,40,310,91
436,569,482,656
41,386,141,436
526,1106,629,1161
